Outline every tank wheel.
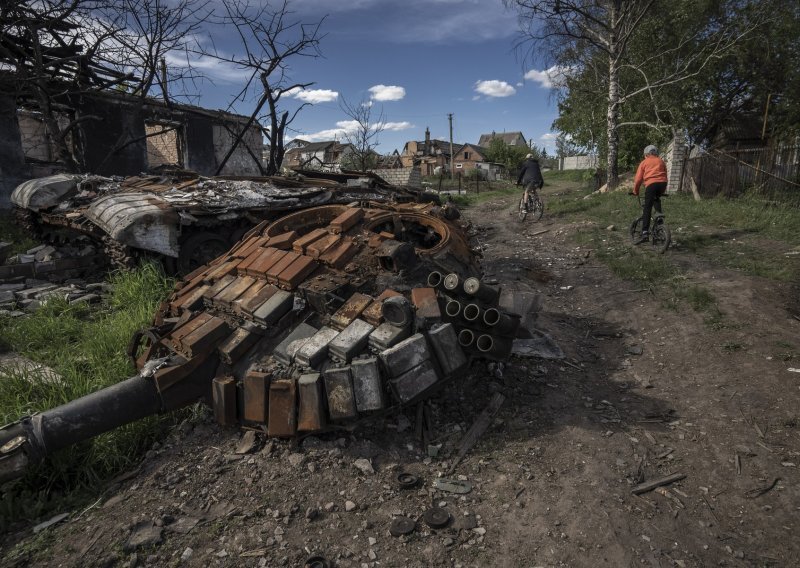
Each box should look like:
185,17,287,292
178,232,230,274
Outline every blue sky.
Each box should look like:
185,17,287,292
184,0,561,154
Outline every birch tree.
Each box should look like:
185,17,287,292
506,0,766,187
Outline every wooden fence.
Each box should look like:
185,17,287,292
681,145,800,199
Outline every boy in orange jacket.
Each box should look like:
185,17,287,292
633,145,668,244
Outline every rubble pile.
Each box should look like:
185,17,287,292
11,173,427,272
0,240,108,317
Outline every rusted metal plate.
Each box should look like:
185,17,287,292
297,373,326,431
410,287,441,322
154,353,209,393
243,371,270,424
239,283,278,316
319,237,359,269
167,313,212,350
265,251,299,284
171,284,209,313
390,360,439,403
264,205,349,238
232,280,267,315
236,246,269,276
277,255,318,290
212,376,237,426
351,357,384,412
331,292,373,330
265,231,298,251
218,326,261,364
361,289,401,326
215,276,256,308
298,272,352,313
292,228,328,254
180,317,231,357
323,366,357,421
204,258,239,283
268,379,297,437
203,274,237,302
234,236,269,260
244,247,283,278
329,207,364,234
305,232,341,259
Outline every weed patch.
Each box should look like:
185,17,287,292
0,263,175,527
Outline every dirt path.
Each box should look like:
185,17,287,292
3,188,799,568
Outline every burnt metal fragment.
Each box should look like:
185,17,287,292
389,516,416,537
422,507,451,529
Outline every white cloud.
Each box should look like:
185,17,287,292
292,0,517,44
540,132,558,141
369,85,406,102
302,119,413,141
164,52,252,83
474,80,516,98
524,65,572,89
380,121,413,131
286,87,339,104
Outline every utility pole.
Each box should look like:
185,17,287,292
448,113,455,181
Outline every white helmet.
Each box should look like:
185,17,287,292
525,153,534,159
643,145,658,156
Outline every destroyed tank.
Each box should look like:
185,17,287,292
0,199,528,484
10,169,427,274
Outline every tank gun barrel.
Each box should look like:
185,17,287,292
0,371,206,485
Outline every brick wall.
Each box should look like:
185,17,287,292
372,167,422,188
663,135,687,194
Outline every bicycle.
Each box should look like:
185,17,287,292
518,186,544,222
629,194,671,253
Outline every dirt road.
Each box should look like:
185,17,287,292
4,186,799,567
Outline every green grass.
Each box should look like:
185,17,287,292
548,189,800,281
449,184,520,207
0,263,175,528
0,212,38,256
543,168,597,183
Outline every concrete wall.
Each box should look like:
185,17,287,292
372,166,422,188
663,135,687,194
212,123,264,176
0,95,30,208
560,155,598,170
80,95,147,176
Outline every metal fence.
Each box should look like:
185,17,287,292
681,145,800,200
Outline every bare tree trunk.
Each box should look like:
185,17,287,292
606,58,620,189
605,1,620,189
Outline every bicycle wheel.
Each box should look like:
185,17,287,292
518,196,528,222
530,197,544,221
651,223,671,253
629,218,643,243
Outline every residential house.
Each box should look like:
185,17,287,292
478,131,527,148
375,150,404,169
282,140,354,171
400,127,459,176
1,78,265,207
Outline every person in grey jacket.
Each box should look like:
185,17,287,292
516,154,544,212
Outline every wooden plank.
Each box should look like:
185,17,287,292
447,392,505,474
631,473,686,495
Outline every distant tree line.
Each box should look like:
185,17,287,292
505,0,798,186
